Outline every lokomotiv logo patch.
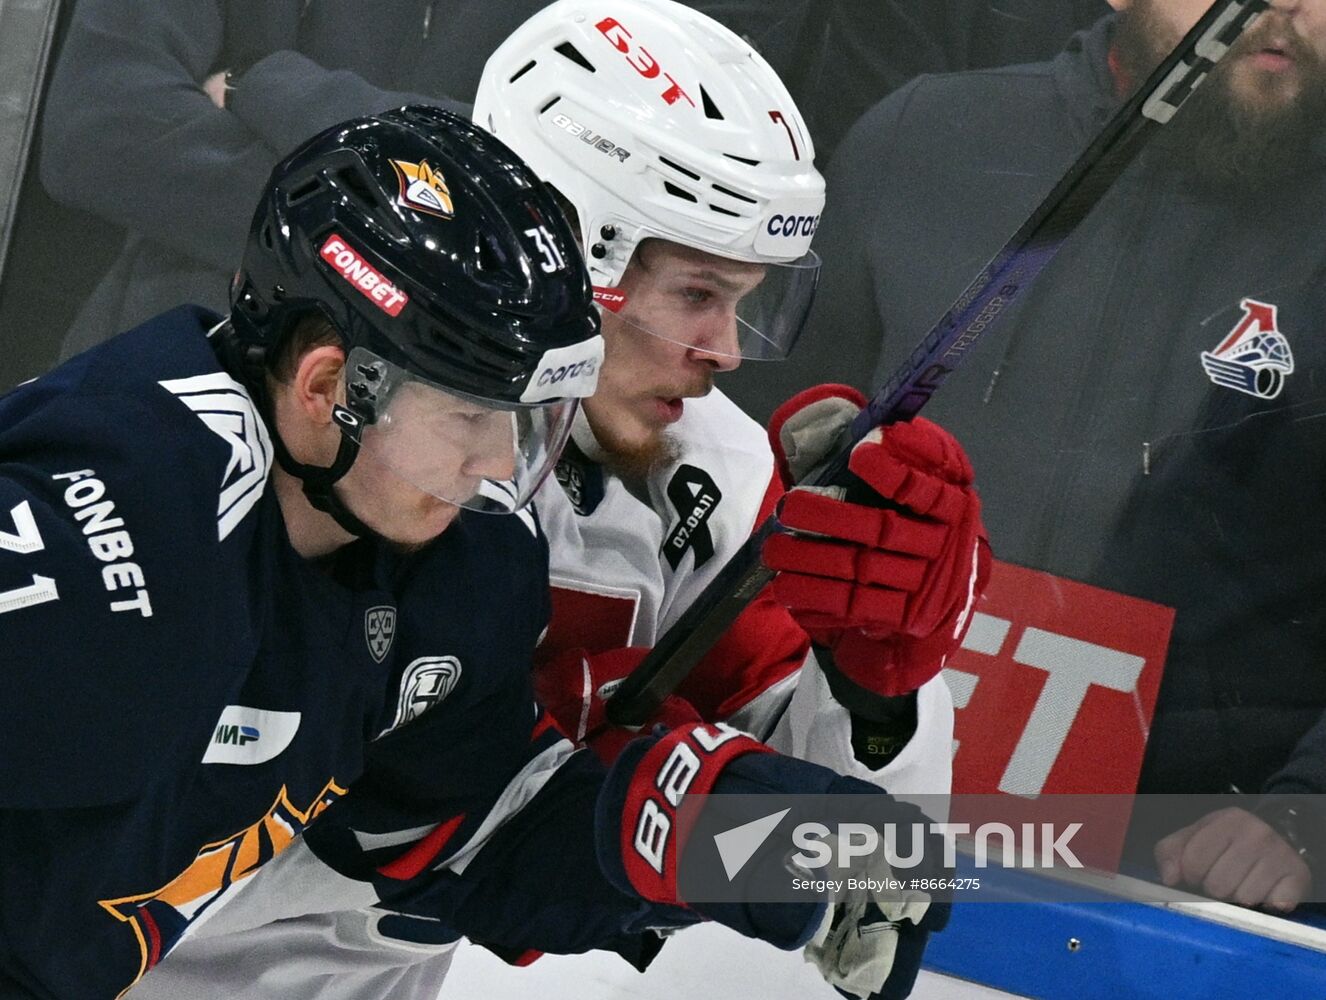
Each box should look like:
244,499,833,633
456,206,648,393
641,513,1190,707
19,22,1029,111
1200,297,1295,400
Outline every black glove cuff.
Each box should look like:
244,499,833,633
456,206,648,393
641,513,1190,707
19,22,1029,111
816,642,918,722
814,644,919,770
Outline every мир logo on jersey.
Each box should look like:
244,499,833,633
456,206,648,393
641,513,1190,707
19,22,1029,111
202,706,302,765
365,605,397,663
1200,297,1295,400
391,158,454,219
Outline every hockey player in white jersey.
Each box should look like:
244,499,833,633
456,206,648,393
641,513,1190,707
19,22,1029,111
126,3,989,998
499,1,985,801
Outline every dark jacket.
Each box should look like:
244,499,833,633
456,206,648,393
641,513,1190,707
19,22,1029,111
37,0,1107,359
740,14,1326,804
799,0,1110,164
40,0,467,358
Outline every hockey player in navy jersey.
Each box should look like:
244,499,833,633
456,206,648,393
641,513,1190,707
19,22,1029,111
125,4,989,1000
6,95,977,1000
0,105,608,998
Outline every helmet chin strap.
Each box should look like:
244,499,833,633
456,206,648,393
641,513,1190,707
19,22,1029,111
271,404,376,539
210,318,378,540
570,401,610,463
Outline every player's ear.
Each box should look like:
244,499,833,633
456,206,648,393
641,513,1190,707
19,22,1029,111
1106,0,1129,10
289,345,347,425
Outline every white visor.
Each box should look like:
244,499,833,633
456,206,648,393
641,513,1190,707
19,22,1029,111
594,241,820,362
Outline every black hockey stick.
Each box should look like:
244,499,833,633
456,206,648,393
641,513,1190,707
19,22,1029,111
606,0,1268,726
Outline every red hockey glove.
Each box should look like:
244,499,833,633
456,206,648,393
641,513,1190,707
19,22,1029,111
762,385,991,703
534,645,702,763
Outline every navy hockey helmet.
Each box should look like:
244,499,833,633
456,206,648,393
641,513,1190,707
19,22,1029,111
227,105,604,516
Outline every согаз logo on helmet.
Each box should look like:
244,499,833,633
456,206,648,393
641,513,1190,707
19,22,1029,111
519,338,605,404
537,359,598,388
765,214,820,239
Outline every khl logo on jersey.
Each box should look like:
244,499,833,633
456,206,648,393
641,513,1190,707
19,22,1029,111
366,605,397,663
1200,297,1295,400
381,656,464,735
160,372,273,541
554,441,606,516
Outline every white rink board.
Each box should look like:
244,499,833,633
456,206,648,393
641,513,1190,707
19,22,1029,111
442,921,1020,1000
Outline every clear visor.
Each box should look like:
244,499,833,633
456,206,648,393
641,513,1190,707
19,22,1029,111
594,243,821,361
347,348,575,515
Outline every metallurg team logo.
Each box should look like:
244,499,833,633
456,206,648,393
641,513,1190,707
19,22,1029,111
365,605,397,663
390,158,454,219
1200,297,1295,400
382,655,464,734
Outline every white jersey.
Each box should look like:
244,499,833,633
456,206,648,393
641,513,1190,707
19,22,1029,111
127,388,953,1000
541,391,778,647
539,390,953,797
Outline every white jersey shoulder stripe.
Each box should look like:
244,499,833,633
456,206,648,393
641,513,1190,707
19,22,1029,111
160,373,274,541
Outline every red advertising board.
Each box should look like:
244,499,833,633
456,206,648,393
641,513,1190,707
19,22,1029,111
947,560,1174,797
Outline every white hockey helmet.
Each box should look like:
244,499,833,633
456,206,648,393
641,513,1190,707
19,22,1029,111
475,0,825,361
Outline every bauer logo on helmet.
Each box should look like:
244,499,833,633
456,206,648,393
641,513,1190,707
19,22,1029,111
549,112,632,164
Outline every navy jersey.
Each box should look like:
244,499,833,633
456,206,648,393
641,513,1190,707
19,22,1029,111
0,307,554,999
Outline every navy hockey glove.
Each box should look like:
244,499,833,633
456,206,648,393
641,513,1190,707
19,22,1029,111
595,722,950,997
